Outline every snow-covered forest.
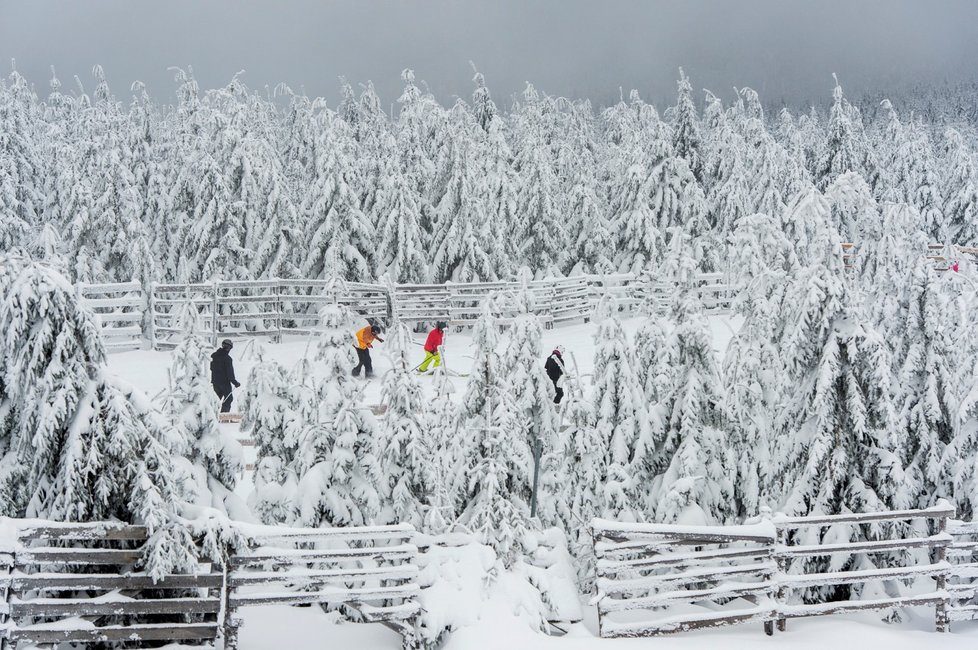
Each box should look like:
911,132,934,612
3,59,978,645
2,64,978,286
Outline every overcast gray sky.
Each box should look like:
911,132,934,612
2,0,977,110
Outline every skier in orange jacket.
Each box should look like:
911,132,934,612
352,321,384,378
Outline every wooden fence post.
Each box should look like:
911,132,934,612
147,281,157,350
221,560,239,650
211,281,220,347
273,279,282,344
936,511,950,633
775,522,787,632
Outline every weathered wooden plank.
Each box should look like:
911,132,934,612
230,564,418,587
2,572,222,591
242,524,414,542
601,607,775,638
230,545,416,567
16,548,143,564
10,596,221,617
8,623,218,644
777,534,950,557
81,297,144,309
597,546,772,571
230,585,421,608
779,593,945,619
598,563,776,594
16,523,148,541
775,504,955,527
599,582,772,612
782,562,948,588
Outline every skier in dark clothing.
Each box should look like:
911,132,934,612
210,339,240,413
545,345,566,404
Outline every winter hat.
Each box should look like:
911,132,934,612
221,339,233,350
436,321,447,330
553,345,565,356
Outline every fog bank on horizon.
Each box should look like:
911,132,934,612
2,0,977,109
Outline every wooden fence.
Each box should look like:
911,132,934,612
0,519,421,650
226,523,421,649
4,506,978,647
77,281,145,352
75,273,735,351
0,520,222,648
592,501,957,638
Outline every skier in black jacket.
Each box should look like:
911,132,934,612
544,345,566,404
210,339,240,413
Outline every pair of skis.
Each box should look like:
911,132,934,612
414,343,469,378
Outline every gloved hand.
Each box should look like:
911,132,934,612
232,380,241,388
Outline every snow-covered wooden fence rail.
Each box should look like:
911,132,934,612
75,273,734,351
77,281,145,352
149,279,390,349
0,520,223,648
592,501,957,639
225,523,421,649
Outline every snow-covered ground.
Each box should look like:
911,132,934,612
109,314,741,491
105,314,978,648
235,601,978,650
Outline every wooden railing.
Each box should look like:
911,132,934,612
0,519,422,650
592,501,957,638
77,281,145,352
0,520,223,648
76,273,734,351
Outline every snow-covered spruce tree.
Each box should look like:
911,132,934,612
644,290,734,524
824,171,879,244
515,139,568,275
501,272,559,518
458,298,533,566
379,321,433,528
0,258,196,577
773,240,903,598
479,120,521,278
300,118,376,282
632,302,674,418
163,304,247,519
547,360,602,588
430,136,497,282
567,169,614,275
610,162,660,274
590,294,646,520
817,78,864,190
857,202,928,350
293,302,386,527
241,347,297,525
375,163,428,284
942,128,978,246
423,366,462,532
470,64,498,132
953,329,978,521
906,119,946,242
724,213,793,518
897,259,960,510
671,68,705,185
781,186,840,267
